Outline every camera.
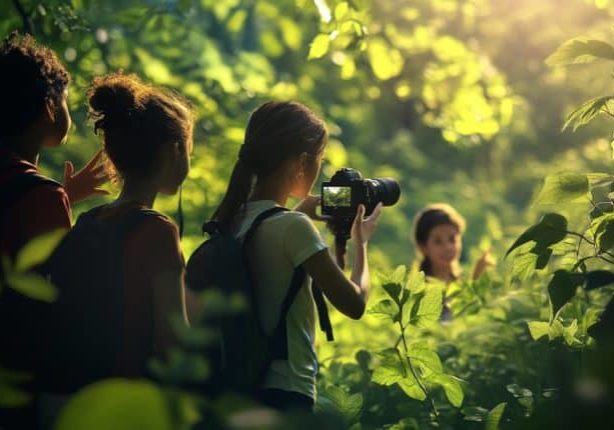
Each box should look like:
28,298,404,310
321,168,400,240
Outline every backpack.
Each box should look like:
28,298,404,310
0,170,63,373
185,207,333,396
39,205,158,393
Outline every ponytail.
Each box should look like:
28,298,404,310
212,101,327,232
212,157,254,232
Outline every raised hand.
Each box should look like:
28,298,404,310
63,150,112,204
351,203,382,246
472,248,496,280
294,195,331,222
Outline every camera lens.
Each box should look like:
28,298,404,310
373,178,401,207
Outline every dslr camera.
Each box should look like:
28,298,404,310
321,168,400,240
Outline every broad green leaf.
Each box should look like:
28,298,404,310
0,367,32,407
14,228,67,273
408,345,443,376
406,271,426,293
411,285,443,327
308,34,330,59
485,402,507,430
533,174,589,205
389,418,420,430
389,265,407,285
382,283,402,304
563,319,578,345
371,348,406,385
562,95,614,132
506,213,567,257
546,38,614,66
584,270,614,290
368,38,404,80
430,374,464,407
535,248,553,270
0,382,30,407
334,2,349,20
6,273,57,302
548,270,584,317
594,216,614,252
368,298,400,321
316,385,362,424
510,249,538,280
527,321,551,340
55,379,173,430
398,376,426,401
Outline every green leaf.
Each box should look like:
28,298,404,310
430,374,464,407
6,273,57,302
406,271,426,293
371,348,406,385
548,270,584,317
411,285,443,327
527,321,551,340
562,95,614,132
382,283,402,303
397,376,426,401
506,213,567,257
563,319,578,345
546,38,614,66
485,402,507,430
14,228,67,273
0,367,32,407
595,216,614,252
368,38,404,80
584,270,614,290
308,34,330,59
533,174,589,205
535,248,553,270
55,379,173,430
316,385,362,424
368,298,400,321
407,345,443,376
334,2,350,20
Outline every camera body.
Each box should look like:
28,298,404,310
321,168,400,237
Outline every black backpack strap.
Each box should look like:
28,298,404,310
270,266,306,360
242,206,288,248
242,206,335,360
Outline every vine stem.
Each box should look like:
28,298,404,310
397,321,439,420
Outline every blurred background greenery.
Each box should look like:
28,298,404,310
3,0,614,428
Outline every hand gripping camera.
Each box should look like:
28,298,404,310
321,168,400,246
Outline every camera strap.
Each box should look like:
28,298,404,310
312,283,334,341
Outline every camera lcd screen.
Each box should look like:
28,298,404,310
323,186,352,207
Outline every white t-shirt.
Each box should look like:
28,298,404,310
235,200,328,400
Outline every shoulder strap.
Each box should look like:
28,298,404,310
242,206,288,247
242,206,335,359
0,172,62,212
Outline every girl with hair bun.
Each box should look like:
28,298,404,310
84,72,194,369
412,203,494,319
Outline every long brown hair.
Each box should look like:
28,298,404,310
213,101,327,231
412,203,466,278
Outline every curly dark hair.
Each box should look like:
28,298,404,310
0,31,70,140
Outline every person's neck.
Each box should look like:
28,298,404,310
249,176,290,207
116,176,159,208
431,263,456,283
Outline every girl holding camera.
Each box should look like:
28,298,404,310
211,101,382,411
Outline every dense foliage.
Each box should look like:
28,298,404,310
2,0,614,428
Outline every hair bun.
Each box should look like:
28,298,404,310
88,73,144,132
